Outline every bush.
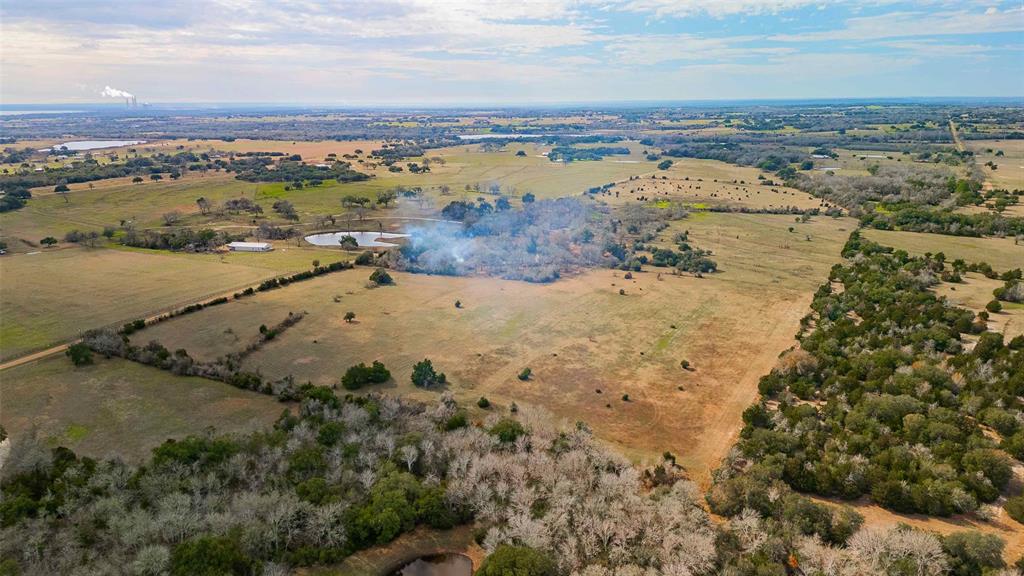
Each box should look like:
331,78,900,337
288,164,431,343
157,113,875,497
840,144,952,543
169,536,256,576
986,299,1002,313
1006,496,1024,523
65,343,93,366
341,361,391,390
411,359,446,388
477,545,556,576
477,397,491,408
941,531,1005,576
354,250,374,265
490,418,525,443
369,268,393,285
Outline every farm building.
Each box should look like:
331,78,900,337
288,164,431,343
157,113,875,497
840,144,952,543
227,241,272,252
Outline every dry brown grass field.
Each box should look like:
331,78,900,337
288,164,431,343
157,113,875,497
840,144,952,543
862,228,1024,272
968,139,1024,191
134,212,855,484
934,272,1024,339
599,157,826,211
0,355,282,462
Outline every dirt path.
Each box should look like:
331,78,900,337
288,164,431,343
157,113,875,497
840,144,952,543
949,119,966,152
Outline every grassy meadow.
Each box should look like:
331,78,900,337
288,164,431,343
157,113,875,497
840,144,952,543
132,213,856,482
1,355,282,462
0,245,345,360
862,228,1024,272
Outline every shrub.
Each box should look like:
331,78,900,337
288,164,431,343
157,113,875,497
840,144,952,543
369,268,393,285
411,359,446,388
1005,496,1024,523
477,397,491,409
344,311,356,323
169,536,256,576
986,299,1002,313
65,343,93,366
341,361,391,390
490,418,526,443
477,545,556,576
354,250,374,265
941,531,1005,576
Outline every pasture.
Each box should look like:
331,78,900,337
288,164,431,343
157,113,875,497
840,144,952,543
0,246,337,360
862,228,1024,272
968,139,1024,191
0,355,282,462
934,273,1024,339
600,157,826,211
132,212,856,483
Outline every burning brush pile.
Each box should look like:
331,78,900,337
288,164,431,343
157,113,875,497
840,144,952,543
386,197,626,282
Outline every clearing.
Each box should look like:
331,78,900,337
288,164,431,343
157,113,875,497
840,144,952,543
0,246,335,361
862,228,1024,272
0,355,282,462
132,213,856,484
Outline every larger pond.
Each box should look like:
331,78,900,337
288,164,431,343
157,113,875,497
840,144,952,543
304,231,410,248
41,140,146,151
391,554,472,576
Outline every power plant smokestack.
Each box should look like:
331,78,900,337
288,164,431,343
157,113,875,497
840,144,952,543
101,86,138,108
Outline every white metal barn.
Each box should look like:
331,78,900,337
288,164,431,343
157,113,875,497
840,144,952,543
227,241,273,252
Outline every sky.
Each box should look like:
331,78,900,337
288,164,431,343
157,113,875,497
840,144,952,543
1,0,1023,105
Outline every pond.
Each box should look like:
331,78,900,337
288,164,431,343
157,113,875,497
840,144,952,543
41,140,146,151
304,231,410,248
391,554,472,576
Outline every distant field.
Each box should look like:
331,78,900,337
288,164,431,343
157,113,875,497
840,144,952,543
1,142,658,249
0,246,302,360
862,228,1024,271
133,213,855,483
601,157,826,211
0,355,282,462
968,139,1024,191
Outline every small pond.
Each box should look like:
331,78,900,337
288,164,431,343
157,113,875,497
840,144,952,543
391,553,472,576
41,140,146,151
304,231,410,248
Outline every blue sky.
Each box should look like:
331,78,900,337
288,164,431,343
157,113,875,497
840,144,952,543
1,0,1022,104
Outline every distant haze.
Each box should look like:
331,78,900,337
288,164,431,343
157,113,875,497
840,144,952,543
1,0,1022,104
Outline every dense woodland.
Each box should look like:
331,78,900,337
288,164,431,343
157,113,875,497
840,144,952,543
716,233,1023,521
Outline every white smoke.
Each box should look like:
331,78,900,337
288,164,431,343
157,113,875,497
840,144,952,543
100,86,134,99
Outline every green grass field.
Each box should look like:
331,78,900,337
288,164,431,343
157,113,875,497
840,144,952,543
0,246,340,360
862,228,1024,271
1,355,282,462
1,143,656,251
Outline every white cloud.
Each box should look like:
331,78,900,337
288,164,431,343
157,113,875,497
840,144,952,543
770,6,1024,41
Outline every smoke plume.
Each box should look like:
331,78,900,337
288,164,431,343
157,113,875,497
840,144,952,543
101,86,134,98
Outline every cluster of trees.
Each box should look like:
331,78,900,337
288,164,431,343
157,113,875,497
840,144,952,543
227,157,368,184
861,203,1024,237
120,228,241,252
1,151,202,191
341,361,391,390
633,232,718,274
546,145,630,163
4,388,1014,575
725,232,1023,520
